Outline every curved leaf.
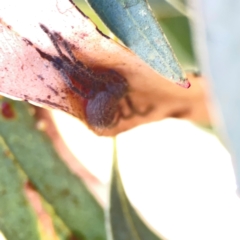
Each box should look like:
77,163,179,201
0,137,40,240
86,0,189,86
0,98,106,240
106,139,165,240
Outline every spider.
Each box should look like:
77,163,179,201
36,24,151,128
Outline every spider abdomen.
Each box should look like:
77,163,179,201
86,91,118,128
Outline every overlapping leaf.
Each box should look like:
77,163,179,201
0,98,106,240
86,0,189,85
0,137,40,240
107,139,166,240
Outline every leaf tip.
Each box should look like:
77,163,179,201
176,78,191,89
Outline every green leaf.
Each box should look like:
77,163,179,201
86,0,188,85
107,138,165,240
159,16,197,71
0,98,106,240
155,0,187,17
0,136,40,240
148,0,184,18
149,0,196,70
40,199,75,240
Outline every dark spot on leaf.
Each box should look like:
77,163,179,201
0,189,6,195
37,74,44,81
61,188,70,196
71,231,85,240
72,196,79,206
1,102,15,119
6,25,12,30
69,234,79,240
3,149,11,158
79,32,88,39
47,85,59,95
69,233,86,240
44,184,52,192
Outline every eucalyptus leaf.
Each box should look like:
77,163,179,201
86,0,188,85
0,136,40,240
107,139,165,240
0,98,106,240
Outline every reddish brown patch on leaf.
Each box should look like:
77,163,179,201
1,102,15,119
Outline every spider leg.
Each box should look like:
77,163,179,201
41,26,96,86
124,95,154,117
40,24,65,59
51,30,88,72
117,103,134,119
35,47,92,99
109,108,121,127
57,68,92,99
61,38,78,63
108,95,154,128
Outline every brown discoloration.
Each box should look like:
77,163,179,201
1,102,15,119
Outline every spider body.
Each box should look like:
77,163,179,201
38,24,129,128
37,24,151,129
